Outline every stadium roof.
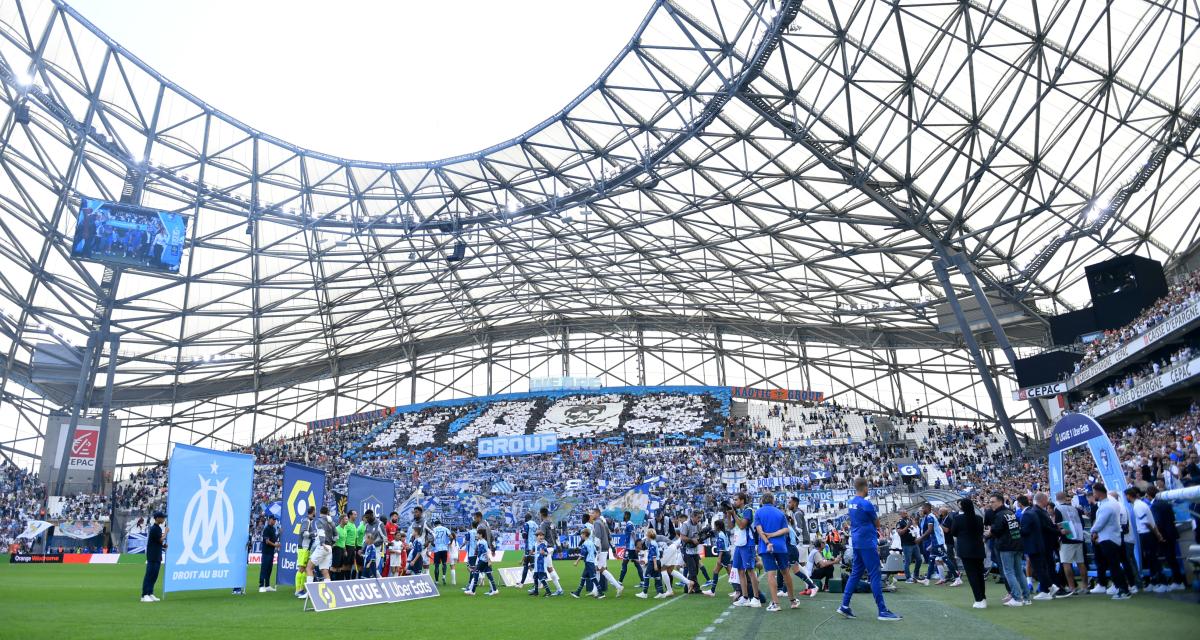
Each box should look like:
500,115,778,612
0,0,1198,409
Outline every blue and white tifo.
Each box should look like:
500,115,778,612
476,433,558,458
165,443,254,593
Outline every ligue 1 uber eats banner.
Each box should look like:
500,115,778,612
348,473,395,521
279,462,326,586
165,444,254,593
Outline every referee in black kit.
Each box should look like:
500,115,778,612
259,514,279,592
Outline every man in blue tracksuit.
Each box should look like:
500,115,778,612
838,478,902,622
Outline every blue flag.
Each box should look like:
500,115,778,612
165,443,254,593
348,473,395,520
126,530,147,554
397,489,432,522
279,462,325,587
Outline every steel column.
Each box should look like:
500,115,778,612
932,259,1023,455
946,251,1053,439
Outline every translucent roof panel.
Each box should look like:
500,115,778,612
0,0,1195,410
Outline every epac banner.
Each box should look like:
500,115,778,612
348,473,395,520
279,462,325,587
67,425,100,470
165,443,254,593
477,433,558,458
306,574,439,612
898,464,922,477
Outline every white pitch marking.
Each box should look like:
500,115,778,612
580,596,682,640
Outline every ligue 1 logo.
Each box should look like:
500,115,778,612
316,582,338,609
287,479,315,535
179,461,235,565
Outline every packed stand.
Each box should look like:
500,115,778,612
1072,269,1200,375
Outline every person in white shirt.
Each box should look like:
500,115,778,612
1090,485,1132,599
1124,487,1162,590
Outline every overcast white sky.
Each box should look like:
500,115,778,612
67,0,651,162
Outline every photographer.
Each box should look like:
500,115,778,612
805,536,839,592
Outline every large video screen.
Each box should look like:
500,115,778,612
69,197,188,273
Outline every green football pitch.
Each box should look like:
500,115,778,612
1,556,1195,639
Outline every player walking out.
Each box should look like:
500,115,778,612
519,513,539,587
294,506,316,596
704,519,730,595
530,532,551,596
617,511,644,584
591,508,623,597
432,520,451,584
464,526,499,596
408,527,425,574
635,529,666,598
539,507,564,596
837,477,902,622
572,528,602,598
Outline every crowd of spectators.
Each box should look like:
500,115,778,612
3,384,1196,595
1074,343,1198,411
1072,269,1200,375
0,463,45,549
972,405,1200,501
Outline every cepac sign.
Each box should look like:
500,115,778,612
477,433,558,458
1012,382,1067,401
67,426,100,469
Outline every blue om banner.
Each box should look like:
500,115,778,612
164,443,254,593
